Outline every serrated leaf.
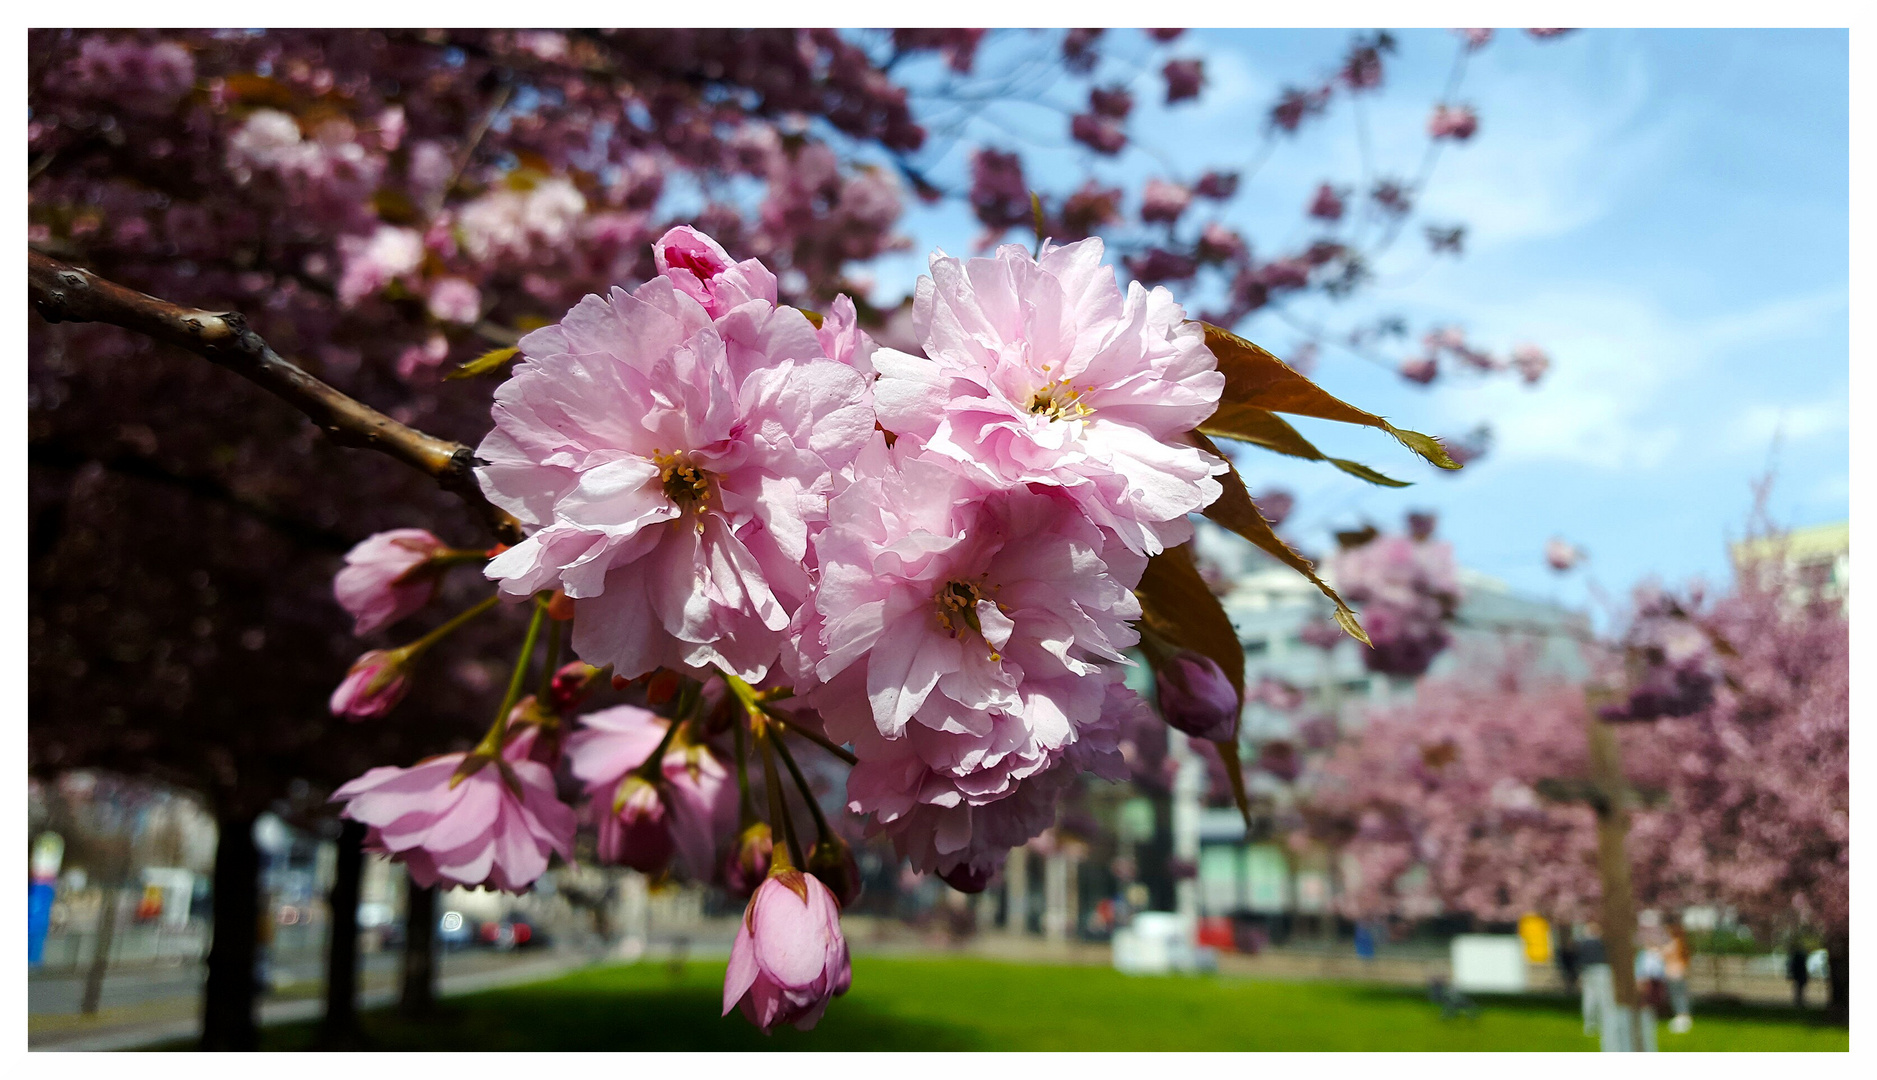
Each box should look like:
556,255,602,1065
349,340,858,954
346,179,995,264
446,345,520,381
1199,407,1410,487
1190,430,1370,647
1136,543,1243,702
1200,322,1460,470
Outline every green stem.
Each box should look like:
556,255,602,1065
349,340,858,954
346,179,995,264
536,618,563,702
756,725,800,872
772,731,831,844
731,708,755,825
403,593,500,659
764,710,859,767
479,596,549,752
633,713,686,783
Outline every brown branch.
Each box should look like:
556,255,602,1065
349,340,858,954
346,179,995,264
27,250,523,545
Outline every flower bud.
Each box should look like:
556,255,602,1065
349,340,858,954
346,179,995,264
939,861,993,895
1153,651,1239,742
503,695,563,768
645,668,681,706
597,774,676,875
329,648,413,720
548,661,601,714
807,836,863,908
723,822,774,899
723,869,851,1033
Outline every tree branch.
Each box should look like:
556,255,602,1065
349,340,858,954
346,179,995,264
27,250,523,545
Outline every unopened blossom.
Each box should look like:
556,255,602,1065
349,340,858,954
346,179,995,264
476,230,874,682
1428,104,1479,141
1155,651,1239,741
333,528,450,636
329,649,414,720
565,704,736,878
807,835,863,907
426,278,482,325
336,224,424,306
723,870,851,1033
1162,58,1204,103
1139,179,1192,224
870,238,1225,556
724,822,775,898
333,737,577,893
598,774,675,874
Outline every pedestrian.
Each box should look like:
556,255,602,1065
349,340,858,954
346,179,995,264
1787,943,1811,1009
1556,923,1581,994
1634,941,1666,1052
1663,919,1693,1033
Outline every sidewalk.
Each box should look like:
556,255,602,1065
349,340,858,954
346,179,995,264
29,950,597,1052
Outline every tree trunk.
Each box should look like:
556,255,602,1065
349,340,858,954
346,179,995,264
200,811,261,1051
78,873,124,1014
1825,928,1848,1019
315,819,367,1049
399,877,437,1019
1586,715,1645,1052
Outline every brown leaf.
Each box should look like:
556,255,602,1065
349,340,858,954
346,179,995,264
1200,323,1460,470
1200,407,1410,487
1214,738,1254,828
1136,543,1243,700
1189,431,1371,647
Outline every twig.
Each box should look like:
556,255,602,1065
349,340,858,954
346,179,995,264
765,710,860,766
26,250,523,544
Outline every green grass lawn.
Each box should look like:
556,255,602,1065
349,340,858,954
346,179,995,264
242,957,1848,1051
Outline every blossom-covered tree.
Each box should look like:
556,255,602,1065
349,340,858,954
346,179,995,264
27,27,1572,1044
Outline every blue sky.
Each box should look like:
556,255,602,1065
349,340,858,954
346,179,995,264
856,28,1850,618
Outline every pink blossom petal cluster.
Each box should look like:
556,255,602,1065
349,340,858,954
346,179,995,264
871,238,1225,556
333,738,576,893
333,528,449,635
563,703,737,877
475,226,875,682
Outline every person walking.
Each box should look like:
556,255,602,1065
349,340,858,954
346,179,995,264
1556,923,1581,994
1662,920,1693,1033
1634,941,1665,1052
1787,943,1811,1009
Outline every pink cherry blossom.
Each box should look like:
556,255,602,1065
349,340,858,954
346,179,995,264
652,225,778,319
812,294,879,380
1162,58,1204,104
336,224,424,306
426,278,482,325
333,528,450,636
870,238,1226,556
329,648,413,720
1139,179,1193,225
395,333,449,381
1070,112,1128,156
1511,343,1551,384
1428,104,1479,141
1544,536,1582,572
723,870,851,1033
475,234,875,682
333,738,577,893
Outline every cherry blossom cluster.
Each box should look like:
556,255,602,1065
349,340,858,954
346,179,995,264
323,226,1227,1031
1322,514,1462,678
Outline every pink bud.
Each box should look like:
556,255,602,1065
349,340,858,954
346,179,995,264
724,822,774,899
333,529,449,636
329,648,412,720
599,775,676,875
547,661,600,714
723,870,851,1033
807,836,863,908
1154,652,1239,742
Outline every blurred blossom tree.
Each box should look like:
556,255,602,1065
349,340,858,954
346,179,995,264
1302,521,1848,1016
27,27,1569,1046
